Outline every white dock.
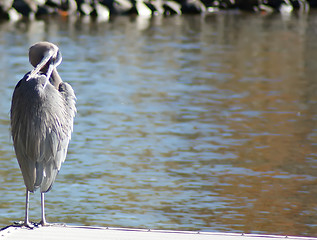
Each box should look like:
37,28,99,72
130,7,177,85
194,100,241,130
1,225,317,240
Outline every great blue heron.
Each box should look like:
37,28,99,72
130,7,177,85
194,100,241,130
10,41,76,228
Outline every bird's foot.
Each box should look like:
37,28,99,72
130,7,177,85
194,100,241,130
39,220,66,227
39,220,50,227
13,221,37,229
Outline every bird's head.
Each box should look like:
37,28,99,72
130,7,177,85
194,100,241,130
27,41,62,81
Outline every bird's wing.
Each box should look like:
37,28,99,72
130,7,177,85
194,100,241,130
11,74,40,191
37,82,76,192
37,128,71,192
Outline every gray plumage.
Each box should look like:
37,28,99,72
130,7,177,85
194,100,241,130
10,41,76,227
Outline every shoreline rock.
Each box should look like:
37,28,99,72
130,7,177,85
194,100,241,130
0,0,314,21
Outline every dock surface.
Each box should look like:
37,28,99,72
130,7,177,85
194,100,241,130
1,225,317,240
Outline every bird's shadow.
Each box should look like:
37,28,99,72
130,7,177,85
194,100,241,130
1,221,66,230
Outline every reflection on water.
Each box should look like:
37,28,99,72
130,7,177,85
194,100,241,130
0,13,317,237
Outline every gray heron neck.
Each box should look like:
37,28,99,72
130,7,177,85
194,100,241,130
50,68,62,89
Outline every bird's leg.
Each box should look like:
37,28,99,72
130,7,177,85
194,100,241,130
40,192,66,227
23,190,34,228
40,192,49,226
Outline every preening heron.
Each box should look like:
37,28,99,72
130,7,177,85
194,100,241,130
10,41,76,228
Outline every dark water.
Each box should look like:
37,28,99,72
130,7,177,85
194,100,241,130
0,12,317,237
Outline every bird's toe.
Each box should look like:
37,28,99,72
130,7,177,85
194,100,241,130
13,221,35,229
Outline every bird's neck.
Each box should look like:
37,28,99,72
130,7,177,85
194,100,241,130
49,68,62,89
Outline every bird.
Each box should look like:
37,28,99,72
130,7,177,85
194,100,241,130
10,41,76,228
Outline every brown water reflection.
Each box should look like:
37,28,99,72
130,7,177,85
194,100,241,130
200,13,317,236
0,12,316,237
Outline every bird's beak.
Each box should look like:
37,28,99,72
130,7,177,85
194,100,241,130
26,49,55,81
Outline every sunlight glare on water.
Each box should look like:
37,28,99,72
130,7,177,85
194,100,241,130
0,13,316,237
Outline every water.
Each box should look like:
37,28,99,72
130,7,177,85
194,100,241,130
0,12,317,237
